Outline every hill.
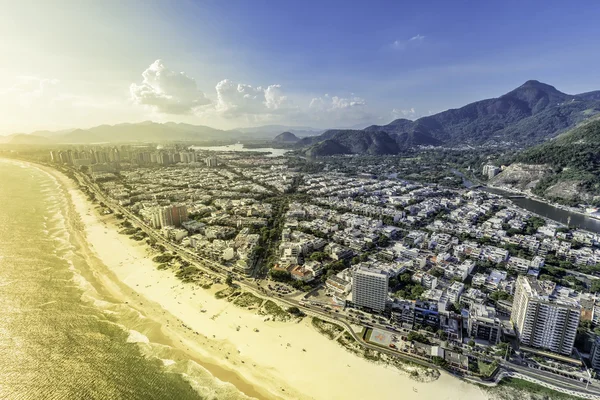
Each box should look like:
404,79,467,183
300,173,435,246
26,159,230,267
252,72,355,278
2,122,242,144
273,131,300,143
296,126,440,156
0,134,51,145
365,80,600,146
295,80,600,156
491,118,600,204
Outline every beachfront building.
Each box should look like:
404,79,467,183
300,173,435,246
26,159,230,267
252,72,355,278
590,336,600,373
152,205,189,228
511,276,580,355
466,304,502,344
351,266,388,312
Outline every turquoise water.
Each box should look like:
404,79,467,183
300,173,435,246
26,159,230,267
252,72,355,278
0,160,243,400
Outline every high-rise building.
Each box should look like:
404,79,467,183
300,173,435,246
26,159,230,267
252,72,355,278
155,205,188,228
351,266,388,312
205,156,219,167
590,336,600,373
511,276,580,355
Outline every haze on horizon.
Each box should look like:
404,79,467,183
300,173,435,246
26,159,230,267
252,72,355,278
1,0,600,135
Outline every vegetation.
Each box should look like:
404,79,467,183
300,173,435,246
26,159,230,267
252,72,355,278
496,378,580,400
407,331,430,345
233,292,264,308
515,119,600,204
175,266,200,283
153,254,175,263
477,360,498,378
269,269,292,282
287,306,305,317
311,317,344,340
392,272,425,300
261,300,289,320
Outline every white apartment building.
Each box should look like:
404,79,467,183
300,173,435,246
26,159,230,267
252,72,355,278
352,266,389,312
511,276,580,355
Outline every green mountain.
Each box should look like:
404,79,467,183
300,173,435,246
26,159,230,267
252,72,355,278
494,118,600,204
366,80,600,146
296,80,600,156
297,129,440,156
273,131,300,143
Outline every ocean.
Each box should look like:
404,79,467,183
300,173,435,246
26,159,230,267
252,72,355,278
0,160,248,400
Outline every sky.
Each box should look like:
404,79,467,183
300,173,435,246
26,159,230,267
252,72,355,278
1,0,599,134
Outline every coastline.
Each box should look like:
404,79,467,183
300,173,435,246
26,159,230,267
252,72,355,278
29,160,488,400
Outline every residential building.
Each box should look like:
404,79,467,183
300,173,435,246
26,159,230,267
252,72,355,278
466,304,502,344
511,276,580,355
157,205,188,228
352,266,389,312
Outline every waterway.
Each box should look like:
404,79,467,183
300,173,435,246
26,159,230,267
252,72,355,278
452,169,600,234
189,144,289,157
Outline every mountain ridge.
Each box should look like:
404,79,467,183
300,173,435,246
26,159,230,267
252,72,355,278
297,80,600,156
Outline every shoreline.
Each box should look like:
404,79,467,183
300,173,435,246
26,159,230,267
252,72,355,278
22,159,489,400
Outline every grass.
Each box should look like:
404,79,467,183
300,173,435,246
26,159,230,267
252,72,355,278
477,360,498,378
215,287,236,299
496,378,580,400
311,317,344,340
337,332,357,348
233,292,264,308
175,266,200,283
261,300,289,321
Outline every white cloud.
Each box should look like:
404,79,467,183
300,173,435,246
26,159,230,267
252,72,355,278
3,76,60,107
392,34,426,50
409,34,425,42
391,107,416,119
214,79,289,118
130,59,210,114
128,59,377,128
391,107,435,120
309,94,366,111
307,94,375,127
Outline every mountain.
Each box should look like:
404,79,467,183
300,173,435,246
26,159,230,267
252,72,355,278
273,131,300,143
0,134,51,145
365,80,600,146
2,122,242,144
296,127,441,156
295,80,600,156
300,130,408,156
491,118,600,203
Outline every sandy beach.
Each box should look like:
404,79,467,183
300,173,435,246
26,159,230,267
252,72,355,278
42,163,489,400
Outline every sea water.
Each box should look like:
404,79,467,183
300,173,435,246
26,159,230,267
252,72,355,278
0,160,250,400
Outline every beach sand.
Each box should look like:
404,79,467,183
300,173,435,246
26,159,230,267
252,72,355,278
45,163,489,400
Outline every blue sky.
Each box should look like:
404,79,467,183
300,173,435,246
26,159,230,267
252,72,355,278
1,0,599,133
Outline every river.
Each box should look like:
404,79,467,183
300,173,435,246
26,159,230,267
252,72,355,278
189,144,289,157
452,169,600,233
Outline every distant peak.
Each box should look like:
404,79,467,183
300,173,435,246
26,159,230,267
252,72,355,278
523,79,542,86
517,80,558,91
